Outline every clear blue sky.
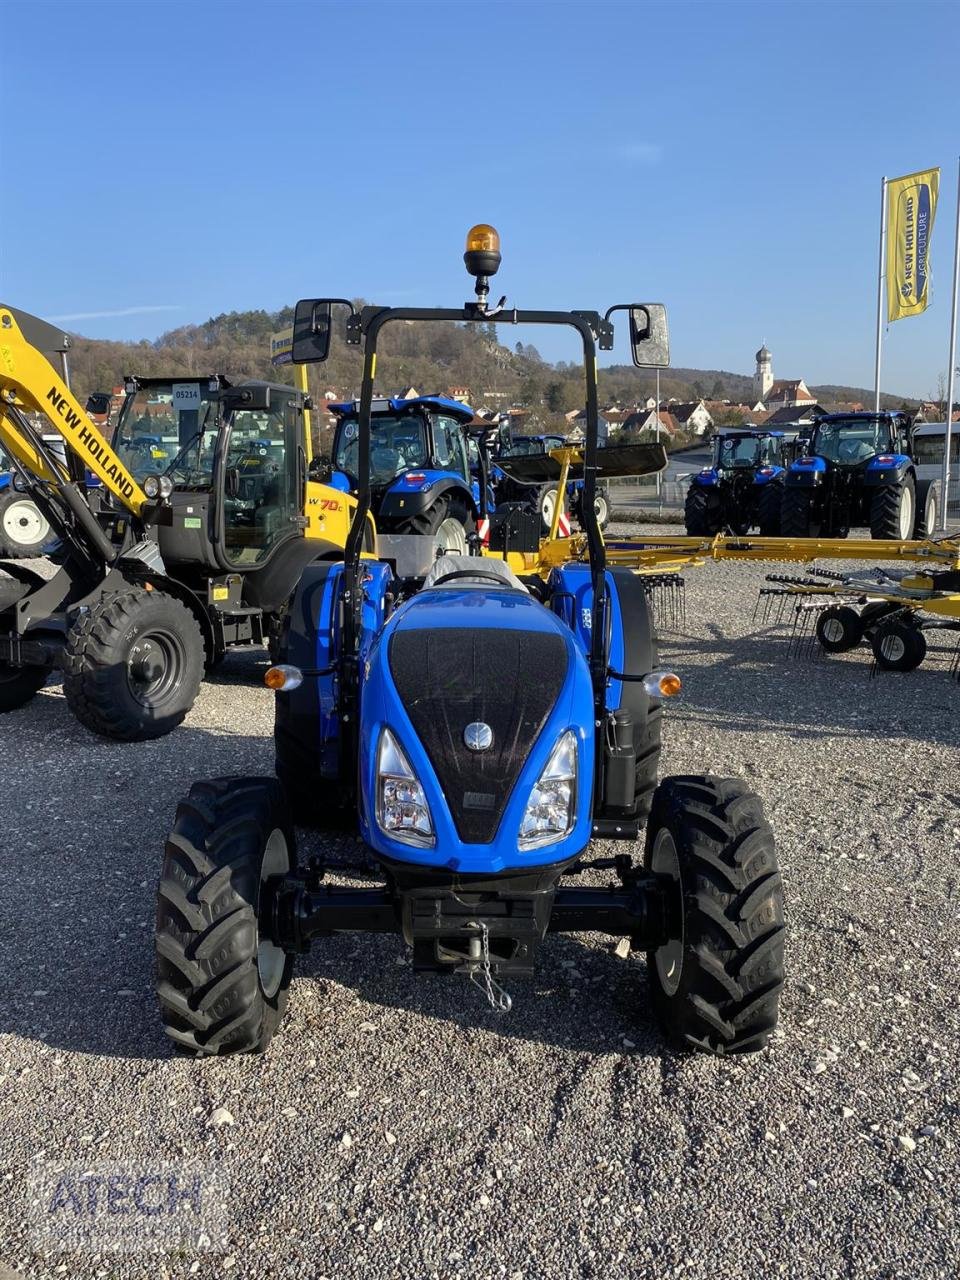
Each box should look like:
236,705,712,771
3,0,959,398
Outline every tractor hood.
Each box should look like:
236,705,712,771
357,585,595,872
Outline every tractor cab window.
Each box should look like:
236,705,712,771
759,436,782,465
813,419,885,465
114,382,220,483
432,415,470,481
221,394,301,566
716,436,761,469
334,415,429,486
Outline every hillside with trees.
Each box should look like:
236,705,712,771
63,307,917,436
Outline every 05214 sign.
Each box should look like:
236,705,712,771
171,383,202,412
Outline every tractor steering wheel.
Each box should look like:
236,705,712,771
429,569,518,588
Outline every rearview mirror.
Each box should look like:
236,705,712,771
629,304,669,368
292,299,333,364
222,384,271,411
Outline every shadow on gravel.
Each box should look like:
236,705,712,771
656,628,960,749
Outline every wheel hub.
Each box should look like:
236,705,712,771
126,630,183,705
650,828,684,996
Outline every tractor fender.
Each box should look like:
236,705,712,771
861,456,913,487
379,475,477,522
0,473,11,492
753,466,784,485
785,457,826,487
691,468,720,488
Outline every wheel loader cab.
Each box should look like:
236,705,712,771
112,377,307,574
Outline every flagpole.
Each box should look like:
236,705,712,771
940,156,960,531
874,176,888,414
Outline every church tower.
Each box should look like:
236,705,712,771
754,344,773,405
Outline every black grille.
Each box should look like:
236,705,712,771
389,628,567,843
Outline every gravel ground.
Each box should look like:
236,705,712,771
1,529,959,1280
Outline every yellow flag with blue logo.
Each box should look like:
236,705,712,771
886,168,940,322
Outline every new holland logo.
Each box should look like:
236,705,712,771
463,721,493,752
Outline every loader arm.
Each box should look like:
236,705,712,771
0,305,148,514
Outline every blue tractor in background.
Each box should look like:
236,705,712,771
325,395,480,553
781,411,939,540
684,429,789,536
491,428,611,531
154,226,785,1059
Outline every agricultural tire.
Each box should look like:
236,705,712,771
643,775,784,1055
914,479,940,539
0,566,50,711
684,485,722,536
780,487,817,538
756,479,784,536
397,494,474,554
155,776,296,1056
815,605,864,653
64,587,205,740
869,473,915,541
871,619,927,672
537,484,560,535
0,490,51,558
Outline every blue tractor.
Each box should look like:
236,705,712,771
154,227,784,1058
325,395,480,553
684,429,789,536
781,411,939,540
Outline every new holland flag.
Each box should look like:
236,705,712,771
886,168,940,322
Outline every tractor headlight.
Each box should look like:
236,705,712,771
142,474,173,500
376,728,434,847
519,730,577,850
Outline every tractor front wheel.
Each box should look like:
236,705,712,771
643,775,785,1055
684,486,722,536
816,605,864,653
780,487,817,538
871,618,927,671
399,494,474,553
914,479,940,539
64,587,205,740
155,777,296,1056
756,480,783,536
870,474,915,541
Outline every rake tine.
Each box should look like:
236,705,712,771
950,635,960,682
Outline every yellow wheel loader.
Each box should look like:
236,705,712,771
0,305,372,740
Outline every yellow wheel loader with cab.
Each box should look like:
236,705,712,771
0,304,373,740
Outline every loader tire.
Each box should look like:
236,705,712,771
756,479,783,536
684,485,722,536
0,490,51,559
780,487,817,538
643,775,784,1055
155,776,296,1057
870,474,915,541
64,587,205,740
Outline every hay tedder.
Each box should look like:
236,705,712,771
155,226,786,1058
0,306,371,739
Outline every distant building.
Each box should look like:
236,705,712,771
762,403,827,429
753,345,773,404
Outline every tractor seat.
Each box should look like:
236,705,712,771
421,554,527,593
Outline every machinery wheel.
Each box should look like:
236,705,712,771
593,491,610,531
0,567,49,711
780,487,817,538
684,486,721,536
155,776,296,1057
0,491,51,558
871,618,927,671
399,494,474,553
815,605,864,653
643,775,784,1055
537,485,560,534
869,474,915,540
756,480,783,536
64,587,205,740
914,479,940,539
